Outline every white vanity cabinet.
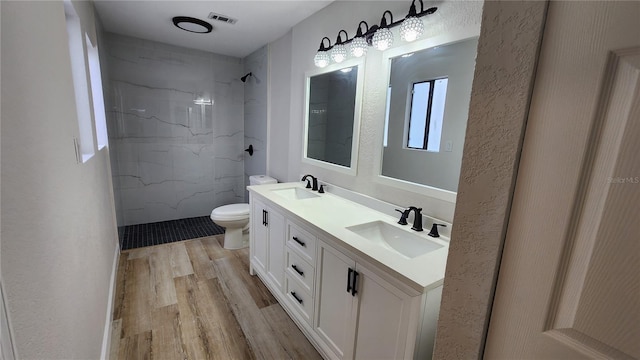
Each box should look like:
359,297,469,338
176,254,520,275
248,188,444,360
315,240,421,360
250,196,285,292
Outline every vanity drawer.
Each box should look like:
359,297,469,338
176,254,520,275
286,249,315,294
285,274,314,325
287,221,317,263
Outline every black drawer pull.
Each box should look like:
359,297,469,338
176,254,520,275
347,268,353,293
291,291,303,304
352,270,359,296
292,236,306,247
291,264,304,276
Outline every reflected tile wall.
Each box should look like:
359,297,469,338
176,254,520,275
104,33,244,226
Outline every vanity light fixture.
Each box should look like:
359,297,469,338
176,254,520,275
172,16,213,34
312,0,436,67
350,22,369,58
372,11,394,51
314,37,332,68
330,30,349,63
399,0,425,42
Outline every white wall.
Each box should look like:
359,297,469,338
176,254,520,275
270,1,483,222
267,30,293,182
1,1,119,358
244,46,269,199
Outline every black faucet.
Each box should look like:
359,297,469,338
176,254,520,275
395,208,410,225
408,207,423,232
428,223,447,238
301,174,318,191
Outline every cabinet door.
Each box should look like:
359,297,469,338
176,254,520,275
266,207,285,291
314,241,357,359
352,263,414,360
251,198,268,274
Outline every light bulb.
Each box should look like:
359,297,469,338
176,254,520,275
350,37,368,57
314,51,330,68
372,28,393,51
400,17,424,42
330,44,347,63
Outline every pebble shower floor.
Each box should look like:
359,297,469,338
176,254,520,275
118,216,225,250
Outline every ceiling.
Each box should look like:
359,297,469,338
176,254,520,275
93,1,333,58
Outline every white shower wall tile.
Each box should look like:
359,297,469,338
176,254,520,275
105,33,245,226
243,46,269,201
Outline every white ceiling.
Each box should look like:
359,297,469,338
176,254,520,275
94,1,333,58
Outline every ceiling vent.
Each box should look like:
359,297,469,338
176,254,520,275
208,12,237,24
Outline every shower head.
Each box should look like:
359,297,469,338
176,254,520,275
241,72,252,82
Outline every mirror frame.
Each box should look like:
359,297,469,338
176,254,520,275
302,57,365,175
374,27,480,203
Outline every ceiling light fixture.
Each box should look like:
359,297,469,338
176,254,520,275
172,16,213,34
312,1,437,67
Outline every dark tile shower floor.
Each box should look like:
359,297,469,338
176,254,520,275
118,216,225,250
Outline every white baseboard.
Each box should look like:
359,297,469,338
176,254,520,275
100,243,120,360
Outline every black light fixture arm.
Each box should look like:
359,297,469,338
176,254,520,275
317,36,332,52
335,29,349,45
316,5,437,53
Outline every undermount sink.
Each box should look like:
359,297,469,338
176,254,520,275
273,187,320,200
346,221,443,259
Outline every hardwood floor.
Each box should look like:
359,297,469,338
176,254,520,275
110,235,322,360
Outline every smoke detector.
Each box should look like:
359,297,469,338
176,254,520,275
208,12,237,24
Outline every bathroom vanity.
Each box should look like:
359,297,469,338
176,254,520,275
248,182,448,360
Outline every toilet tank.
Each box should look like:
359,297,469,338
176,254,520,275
249,175,277,186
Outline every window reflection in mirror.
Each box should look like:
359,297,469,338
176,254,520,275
382,38,478,192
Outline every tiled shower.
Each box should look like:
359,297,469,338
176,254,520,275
102,33,262,246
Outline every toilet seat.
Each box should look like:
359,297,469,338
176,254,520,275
210,203,250,221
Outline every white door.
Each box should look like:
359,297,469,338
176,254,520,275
485,1,640,359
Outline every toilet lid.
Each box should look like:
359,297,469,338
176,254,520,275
211,203,250,221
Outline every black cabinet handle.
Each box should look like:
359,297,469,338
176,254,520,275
291,291,303,304
347,268,353,293
292,236,306,247
262,209,266,226
291,264,304,276
352,270,359,296
264,210,269,226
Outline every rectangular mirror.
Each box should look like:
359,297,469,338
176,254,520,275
303,58,364,175
378,36,479,200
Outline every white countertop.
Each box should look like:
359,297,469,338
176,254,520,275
248,182,449,292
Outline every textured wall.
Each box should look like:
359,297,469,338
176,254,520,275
104,34,245,226
433,1,548,359
1,1,119,358
243,46,269,200
278,1,483,222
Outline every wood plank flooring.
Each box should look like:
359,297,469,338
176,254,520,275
111,235,322,360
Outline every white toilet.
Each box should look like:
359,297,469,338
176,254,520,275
210,175,277,249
